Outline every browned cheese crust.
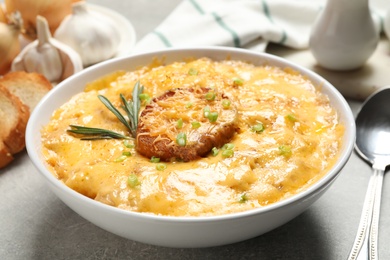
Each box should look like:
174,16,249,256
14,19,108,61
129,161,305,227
136,87,238,161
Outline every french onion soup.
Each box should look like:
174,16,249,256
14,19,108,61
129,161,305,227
41,57,344,216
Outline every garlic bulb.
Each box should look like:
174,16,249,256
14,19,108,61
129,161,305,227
54,2,121,67
0,12,23,75
12,16,83,84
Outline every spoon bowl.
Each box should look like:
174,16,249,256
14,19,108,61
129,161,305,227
355,88,390,165
348,87,390,259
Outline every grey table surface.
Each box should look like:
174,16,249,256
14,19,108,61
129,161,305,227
1,0,390,259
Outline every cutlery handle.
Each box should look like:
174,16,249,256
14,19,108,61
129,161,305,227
347,167,384,260
368,168,384,260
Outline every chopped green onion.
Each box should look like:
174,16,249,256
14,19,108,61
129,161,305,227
233,78,244,86
286,113,297,122
128,173,140,187
203,106,211,117
185,102,193,108
239,193,248,203
222,149,234,158
207,112,218,123
191,121,201,129
123,140,135,148
222,143,235,150
222,99,231,109
221,143,234,157
176,132,187,146
205,91,216,101
156,163,167,171
139,93,151,104
114,155,128,162
150,156,160,163
122,151,132,156
251,123,264,133
188,68,198,75
279,145,292,157
211,147,219,156
176,118,183,129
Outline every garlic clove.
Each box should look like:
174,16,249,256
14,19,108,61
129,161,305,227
11,16,83,84
51,38,83,82
22,42,63,82
54,2,121,67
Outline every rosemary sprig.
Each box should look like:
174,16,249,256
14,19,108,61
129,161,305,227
98,95,132,131
120,81,144,137
67,125,129,140
67,81,144,140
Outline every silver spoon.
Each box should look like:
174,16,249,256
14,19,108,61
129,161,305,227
348,87,390,260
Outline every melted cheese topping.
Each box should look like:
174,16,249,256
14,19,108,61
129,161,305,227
41,58,344,217
139,87,237,145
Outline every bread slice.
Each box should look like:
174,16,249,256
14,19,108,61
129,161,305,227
0,71,52,112
136,87,238,162
0,84,30,155
0,141,13,169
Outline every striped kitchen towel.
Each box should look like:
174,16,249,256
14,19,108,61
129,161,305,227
133,0,386,53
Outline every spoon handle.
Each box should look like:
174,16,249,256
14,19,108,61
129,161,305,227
368,168,384,260
347,167,384,260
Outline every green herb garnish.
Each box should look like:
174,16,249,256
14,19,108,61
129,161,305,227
239,193,248,203
139,93,151,104
205,91,216,101
207,111,218,123
222,143,235,150
67,81,143,140
115,155,128,162
286,113,297,122
123,140,135,148
118,81,144,137
188,68,198,75
279,145,292,157
150,156,160,163
203,106,210,117
176,132,187,146
176,118,184,129
233,78,243,86
221,143,235,158
251,123,264,133
211,147,219,156
222,149,234,157
128,173,140,187
222,99,231,109
114,151,132,162
67,125,129,140
191,121,201,129
122,151,132,157
156,163,167,171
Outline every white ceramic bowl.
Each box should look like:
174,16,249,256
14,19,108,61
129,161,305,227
26,47,355,248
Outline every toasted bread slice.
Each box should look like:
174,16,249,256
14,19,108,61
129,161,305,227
0,71,52,112
136,87,238,161
0,141,13,169
0,84,30,154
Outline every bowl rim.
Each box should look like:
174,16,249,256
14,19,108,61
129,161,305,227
26,46,356,223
